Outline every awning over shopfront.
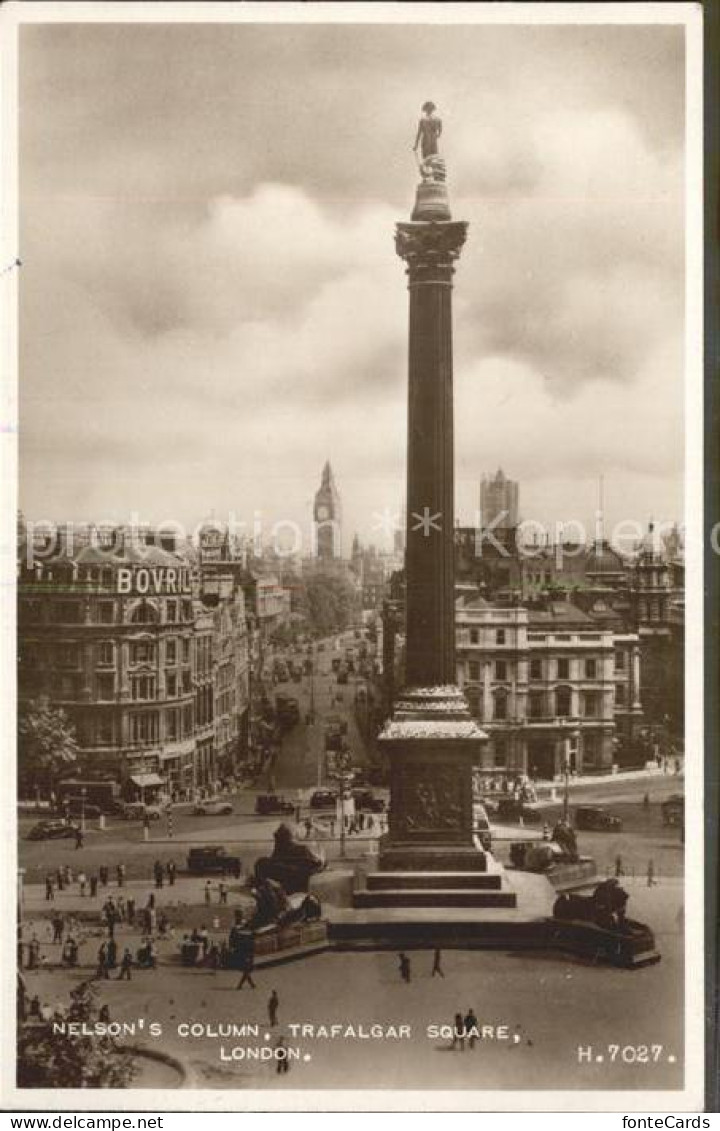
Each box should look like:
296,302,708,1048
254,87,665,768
130,773,164,789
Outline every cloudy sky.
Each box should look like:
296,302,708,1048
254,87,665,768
19,15,686,551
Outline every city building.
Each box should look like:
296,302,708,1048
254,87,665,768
454,590,643,780
480,468,519,533
17,521,251,797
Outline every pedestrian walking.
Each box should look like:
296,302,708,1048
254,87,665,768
451,1012,465,1051
118,948,133,981
56,868,65,892
542,822,551,842
154,860,164,889
647,859,656,887
398,952,411,983
90,874,99,898
52,914,64,944
106,937,118,969
96,942,109,980
63,864,73,885
99,865,109,887
643,792,650,810
45,876,54,902
236,954,257,989
615,855,624,878
117,896,126,921
74,828,84,850
205,881,212,905
167,860,176,886
268,989,279,1026
126,897,136,926
464,1008,479,1049
117,864,126,888
431,947,444,977
147,891,156,910
219,882,228,905
78,872,87,897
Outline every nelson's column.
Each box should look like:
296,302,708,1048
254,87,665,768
368,105,507,888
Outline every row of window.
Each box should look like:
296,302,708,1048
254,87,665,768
94,670,194,701
21,598,193,626
466,657,605,681
468,628,508,646
467,687,611,721
129,706,194,746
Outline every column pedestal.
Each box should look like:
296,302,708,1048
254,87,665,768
377,686,488,874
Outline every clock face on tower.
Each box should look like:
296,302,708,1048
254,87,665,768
317,505,330,521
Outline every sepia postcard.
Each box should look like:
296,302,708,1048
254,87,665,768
0,0,706,1113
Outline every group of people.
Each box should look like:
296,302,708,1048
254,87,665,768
96,936,152,979
44,862,128,901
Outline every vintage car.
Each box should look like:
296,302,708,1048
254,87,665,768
26,820,80,841
661,794,684,826
122,802,164,822
186,846,242,877
193,799,234,817
255,794,295,817
310,789,338,810
574,805,623,832
60,798,103,820
496,798,543,824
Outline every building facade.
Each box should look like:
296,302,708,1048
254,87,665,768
17,523,250,797
455,592,643,780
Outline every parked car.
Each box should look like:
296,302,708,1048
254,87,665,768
310,790,338,810
186,846,242,877
472,802,493,851
351,789,385,813
661,794,684,826
26,820,80,841
496,798,543,825
574,805,623,832
122,802,164,822
193,799,234,817
255,794,295,816
61,798,102,820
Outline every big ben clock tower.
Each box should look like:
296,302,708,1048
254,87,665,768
313,460,342,561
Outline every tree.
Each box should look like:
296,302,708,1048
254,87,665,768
18,696,78,798
300,573,360,636
18,982,136,1088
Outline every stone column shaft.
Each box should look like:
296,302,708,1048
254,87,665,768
396,221,467,688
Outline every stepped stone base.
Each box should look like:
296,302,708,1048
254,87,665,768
354,888,517,909
368,871,501,891
377,842,488,873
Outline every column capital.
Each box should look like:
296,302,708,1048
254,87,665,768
395,220,468,283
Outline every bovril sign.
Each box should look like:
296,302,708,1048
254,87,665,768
116,567,192,595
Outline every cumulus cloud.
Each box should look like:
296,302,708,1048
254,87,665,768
18,20,686,540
